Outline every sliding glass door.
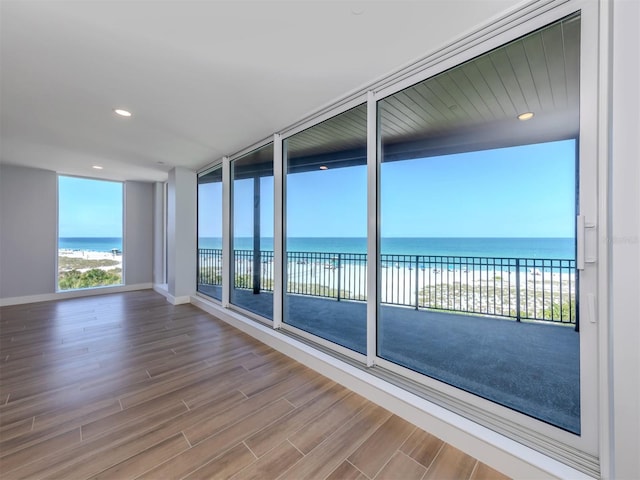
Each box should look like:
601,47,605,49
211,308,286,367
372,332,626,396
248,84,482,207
377,14,581,434
197,165,223,301
230,143,274,320
283,104,368,355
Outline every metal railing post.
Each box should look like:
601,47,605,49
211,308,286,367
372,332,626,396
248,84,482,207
415,255,419,310
515,258,521,322
336,253,341,301
574,261,579,332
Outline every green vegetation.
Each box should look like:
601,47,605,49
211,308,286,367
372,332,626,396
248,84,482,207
542,300,576,322
199,267,222,285
199,270,273,291
58,268,122,290
287,282,365,301
236,274,274,291
419,284,576,324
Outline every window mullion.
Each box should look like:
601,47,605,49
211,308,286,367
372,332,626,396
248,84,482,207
222,156,231,308
273,134,283,329
366,91,378,367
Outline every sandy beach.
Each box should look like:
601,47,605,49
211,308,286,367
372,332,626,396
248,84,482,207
58,249,123,272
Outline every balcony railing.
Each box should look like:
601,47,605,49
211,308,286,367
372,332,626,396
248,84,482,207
198,248,577,325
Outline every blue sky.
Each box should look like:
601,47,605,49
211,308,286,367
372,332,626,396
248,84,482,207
60,140,575,239
199,182,223,237
200,139,576,238
379,139,576,238
58,176,123,237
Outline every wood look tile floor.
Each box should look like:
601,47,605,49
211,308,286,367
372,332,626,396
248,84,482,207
0,290,511,480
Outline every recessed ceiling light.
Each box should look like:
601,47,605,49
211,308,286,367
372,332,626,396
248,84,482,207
319,165,329,170
114,108,132,117
518,112,534,121
92,165,103,170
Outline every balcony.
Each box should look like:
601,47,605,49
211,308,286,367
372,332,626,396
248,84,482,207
198,248,580,434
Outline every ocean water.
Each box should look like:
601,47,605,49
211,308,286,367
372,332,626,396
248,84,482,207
199,237,575,260
59,237,123,252
61,236,574,259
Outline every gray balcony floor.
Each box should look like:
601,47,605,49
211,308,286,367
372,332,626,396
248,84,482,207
198,285,580,434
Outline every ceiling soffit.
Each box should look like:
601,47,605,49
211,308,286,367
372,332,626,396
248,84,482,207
278,14,580,175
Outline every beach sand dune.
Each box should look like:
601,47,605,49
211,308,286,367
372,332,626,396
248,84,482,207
58,249,123,272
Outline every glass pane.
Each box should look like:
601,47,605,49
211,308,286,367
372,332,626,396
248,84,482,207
284,104,367,354
197,166,223,301
58,176,123,290
378,15,580,433
231,143,274,320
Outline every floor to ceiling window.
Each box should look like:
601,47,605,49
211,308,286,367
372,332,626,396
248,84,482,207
197,165,223,301
195,4,600,473
231,143,274,320
377,14,581,433
283,104,368,354
58,175,123,290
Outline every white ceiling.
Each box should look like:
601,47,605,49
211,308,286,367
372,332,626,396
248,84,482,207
0,0,522,182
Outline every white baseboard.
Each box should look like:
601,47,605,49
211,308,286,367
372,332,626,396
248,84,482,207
168,293,192,305
152,284,191,305
153,283,169,298
0,283,153,307
190,294,591,480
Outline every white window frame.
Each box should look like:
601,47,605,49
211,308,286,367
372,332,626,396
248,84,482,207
366,0,602,473
278,96,369,364
196,161,225,304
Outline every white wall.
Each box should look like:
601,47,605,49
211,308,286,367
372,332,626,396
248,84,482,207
167,167,196,303
124,181,154,285
610,1,640,478
153,182,166,285
0,164,155,304
0,164,57,298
